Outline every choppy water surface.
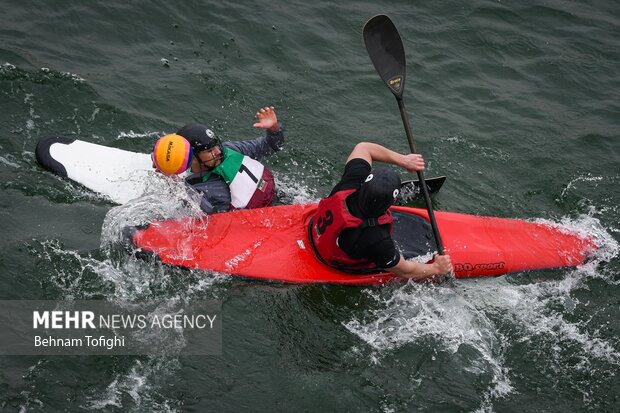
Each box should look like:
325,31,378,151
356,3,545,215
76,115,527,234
1,0,619,411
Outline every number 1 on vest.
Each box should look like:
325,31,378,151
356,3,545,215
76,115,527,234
238,163,259,183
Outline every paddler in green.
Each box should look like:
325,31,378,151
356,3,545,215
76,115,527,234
154,106,284,213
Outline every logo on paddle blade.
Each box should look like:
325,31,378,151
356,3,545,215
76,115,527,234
388,75,403,94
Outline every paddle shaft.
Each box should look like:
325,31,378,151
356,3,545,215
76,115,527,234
363,14,445,255
396,96,445,255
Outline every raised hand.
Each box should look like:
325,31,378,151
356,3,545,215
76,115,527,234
252,106,279,133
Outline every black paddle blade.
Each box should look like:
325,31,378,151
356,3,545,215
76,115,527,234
400,176,446,195
363,15,406,98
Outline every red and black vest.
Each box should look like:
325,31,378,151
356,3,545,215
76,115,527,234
309,189,393,271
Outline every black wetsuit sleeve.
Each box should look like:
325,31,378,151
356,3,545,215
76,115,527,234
329,158,372,196
369,236,401,268
224,124,284,160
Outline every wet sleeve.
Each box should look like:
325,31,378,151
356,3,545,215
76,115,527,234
224,124,284,160
198,196,215,214
368,236,401,269
186,175,232,214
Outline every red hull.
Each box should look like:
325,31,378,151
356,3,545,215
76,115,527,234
130,204,597,285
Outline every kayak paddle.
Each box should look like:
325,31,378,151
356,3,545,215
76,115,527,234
363,14,444,254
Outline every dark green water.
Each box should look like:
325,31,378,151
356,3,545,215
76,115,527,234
1,0,619,411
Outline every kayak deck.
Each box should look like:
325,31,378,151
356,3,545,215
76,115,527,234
128,204,597,285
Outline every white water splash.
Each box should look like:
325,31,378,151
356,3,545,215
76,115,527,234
440,134,511,161
116,130,164,141
35,230,222,303
560,173,610,199
84,358,180,412
88,106,100,122
0,152,20,168
1,62,16,71
23,93,39,139
345,212,618,411
100,175,204,246
274,172,319,205
481,274,620,364
40,67,85,83
534,213,619,267
345,282,513,405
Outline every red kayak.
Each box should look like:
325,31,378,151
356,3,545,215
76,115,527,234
127,204,597,285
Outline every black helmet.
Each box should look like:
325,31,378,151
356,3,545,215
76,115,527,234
352,168,401,218
176,123,222,154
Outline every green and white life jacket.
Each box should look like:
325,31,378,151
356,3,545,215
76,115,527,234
206,147,275,209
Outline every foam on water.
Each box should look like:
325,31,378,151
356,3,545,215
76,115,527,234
345,282,513,409
1,63,86,86
28,174,229,301
25,185,226,411
98,176,236,298
29,245,218,412
115,130,164,141
0,146,21,168
33,238,200,300
21,169,211,410
559,173,609,200
557,174,620,224
462,269,619,410
84,358,181,412
275,172,319,205
345,212,618,411
1,62,17,71
537,213,619,272
40,67,86,83
447,135,511,162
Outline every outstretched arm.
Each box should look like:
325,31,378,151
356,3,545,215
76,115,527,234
387,254,453,281
347,142,425,174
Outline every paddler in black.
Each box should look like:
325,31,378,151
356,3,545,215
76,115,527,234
310,142,452,281
159,106,284,213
